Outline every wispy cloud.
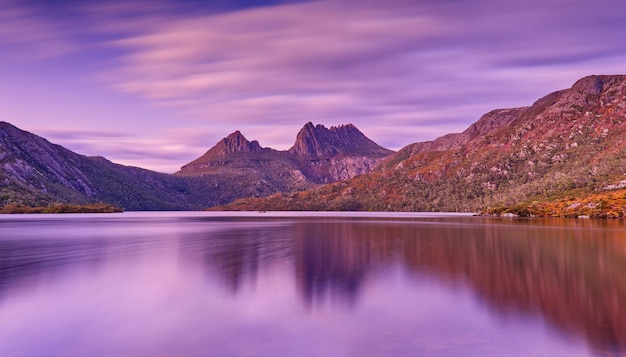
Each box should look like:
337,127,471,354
2,0,626,172
0,0,77,59
37,127,221,173
97,0,626,134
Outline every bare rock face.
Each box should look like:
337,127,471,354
285,122,394,183
571,75,605,95
213,131,263,155
323,156,382,182
289,122,393,159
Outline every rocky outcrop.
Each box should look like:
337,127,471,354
285,122,394,183
213,131,263,155
289,122,393,158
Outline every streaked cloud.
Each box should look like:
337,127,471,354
37,127,222,173
2,0,626,172
0,0,77,59
97,0,626,130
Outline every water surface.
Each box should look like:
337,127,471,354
0,212,625,356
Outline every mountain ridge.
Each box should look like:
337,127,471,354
4,74,626,213
176,122,394,185
217,74,626,213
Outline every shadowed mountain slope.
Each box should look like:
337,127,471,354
0,122,209,210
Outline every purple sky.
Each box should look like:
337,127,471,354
1,0,626,173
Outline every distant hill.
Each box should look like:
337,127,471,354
0,121,393,210
217,75,626,213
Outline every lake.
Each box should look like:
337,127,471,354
0,212,625,356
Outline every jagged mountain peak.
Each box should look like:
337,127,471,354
298,121,359,135
177,130,273,175
289,122,393,158
216,130,262,154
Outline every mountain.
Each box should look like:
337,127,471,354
0,122,209,210
1,121,393,210
176,131,310,204
217,74,626,212
175,122,394,202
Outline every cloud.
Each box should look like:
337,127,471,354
3,0,626,172
95,0,626,137
0,0,77,59
37,127,220,173
36,129,131,141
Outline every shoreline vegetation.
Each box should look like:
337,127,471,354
0,203,123,214
480,189,626,219
211,188,626,219
2,189,625,219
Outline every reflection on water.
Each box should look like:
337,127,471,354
0,213,625,356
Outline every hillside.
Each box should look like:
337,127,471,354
217,75,626,213
0,122,209,210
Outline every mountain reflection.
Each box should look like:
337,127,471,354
180,218,626,353
2,216,625,354
295,222,373,306
398,219,626,354
180,223,296,293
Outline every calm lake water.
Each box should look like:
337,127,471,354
0,212,625,357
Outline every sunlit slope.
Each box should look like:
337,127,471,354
218,75,626,212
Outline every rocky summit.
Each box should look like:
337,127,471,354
289,122,393,158
288,122,394,183
176,122,394,187
219,74,626,213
